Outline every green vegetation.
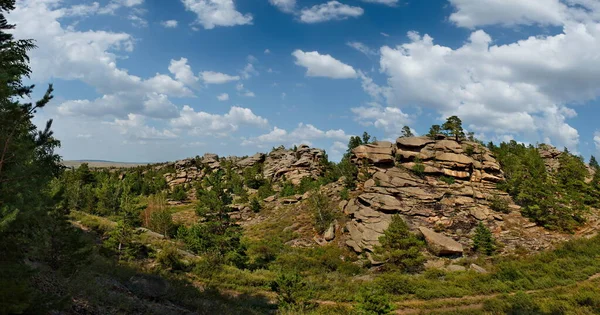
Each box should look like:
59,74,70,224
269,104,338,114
307,190,336,234
439,175,456,185
492,141,598,232
427,124,442,138
473,222,496,255
442,115,466,141
411,157,426,177
374,215,425,272
489,194,510,213
400,125,414,138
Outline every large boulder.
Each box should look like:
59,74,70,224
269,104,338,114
397,136,435,148
418,227,464,256
237,153,265,168
352,141,395,164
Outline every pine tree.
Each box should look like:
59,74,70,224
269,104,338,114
374,215,425,272
400,126,414,138
427,125,442,138
590,155,599,170
442,116,465,141
473,222,495,255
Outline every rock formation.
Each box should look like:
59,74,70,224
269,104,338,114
343,136,531,256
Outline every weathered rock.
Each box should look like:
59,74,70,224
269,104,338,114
324,223,335,241
237,153,265,168
352,141,395,164
419,227,464,256
470,263,488,274
397,136,435,148
358,193,402,211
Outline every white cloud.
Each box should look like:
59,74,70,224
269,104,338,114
11,1,192,119
168,58,199,87
361,0,399,6
217,93,229,101
128,14,148,27
161,19,178,28
241,62,259,79
447,0,600,28
242,123,350,147
264,48,271,54
299,1,363,23
351,104,411,136
111,114,178,141
374,25,600,150
201,71,240,84
181,0,253,29
347,41,377,56
99,0,145,15
594,131,600,151
292,50,357,79
64,2,101,16
269,0,296,13
171,105,268,136
236,83,255,97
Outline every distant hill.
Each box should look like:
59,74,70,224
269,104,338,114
62,160,148,168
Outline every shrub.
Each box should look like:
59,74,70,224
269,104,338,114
156,245,184,270
411,157,425,178
340,187,350,200
490,195,510,213
271,270,311,310
439,176,455,185
374,215,425,272
465,144,475,156
250,197,261,213
149,208,175,238
245,238,284,270
308,191,336,234
473,222,496,255
257,182,275,199
355,285,394,315
169,185,187,201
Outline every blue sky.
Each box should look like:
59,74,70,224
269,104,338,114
9,0,600,162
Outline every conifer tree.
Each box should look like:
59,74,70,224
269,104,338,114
374,215,425,272
473,222,496,255
400,126,414,138
427,125,442,138
442,116,465,141
590,155,599,170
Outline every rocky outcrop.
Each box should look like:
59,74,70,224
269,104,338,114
343,136,513,255
263,145,326,185
352,141,396,165
161,145,326,190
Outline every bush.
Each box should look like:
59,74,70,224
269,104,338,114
169,185,187,201
271,270,311,310
307,191,336,234
156,245,184,270
340,187,350,200
490,195,510,213
355,285,394,315
439,176,455,185
250,197,261,213
465,144,475,156
473,222,496,255
374,215,425,272
411,157,425,178
245,238,284,270
257,182,275,199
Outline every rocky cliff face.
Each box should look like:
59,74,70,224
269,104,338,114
343,136,582,256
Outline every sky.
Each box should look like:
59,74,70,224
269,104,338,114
7,0,600,162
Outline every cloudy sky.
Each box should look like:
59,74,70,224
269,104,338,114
8,0,600,162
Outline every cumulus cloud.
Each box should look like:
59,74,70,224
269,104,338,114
181,0,253,29
168,58,199,87
111,114,178,141
448,0,600,28
351,104,411,136
161,20,178,28
292,50,357,79
373,25,600,150
269,0,296,13
217,93,229,101
10,1,193,119
201,71,240,84
236,83,255,97
241,123,351,147
171,106,268,136
299,1,363,23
